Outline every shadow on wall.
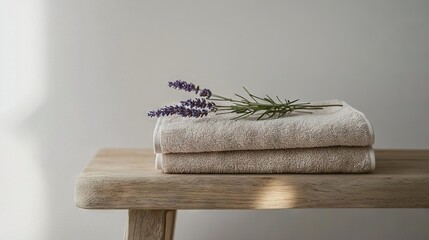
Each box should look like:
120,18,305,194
0,1,49,239
0,1,135,239
21,1,134,239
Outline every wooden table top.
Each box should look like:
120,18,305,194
75,149,429,209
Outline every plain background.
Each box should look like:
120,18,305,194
1,0,429,239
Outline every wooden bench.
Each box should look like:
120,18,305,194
75,149,429,240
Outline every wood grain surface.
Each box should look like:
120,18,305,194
75,149,429,209
124,210,175,240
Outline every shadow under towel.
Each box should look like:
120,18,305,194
154,100,374,154
156,146,375,174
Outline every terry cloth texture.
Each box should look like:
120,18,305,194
153,100,374,154
156,147,376,174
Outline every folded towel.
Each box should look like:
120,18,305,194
153,100,374,154
156,146,375,174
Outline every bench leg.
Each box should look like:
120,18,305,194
124,209,176,240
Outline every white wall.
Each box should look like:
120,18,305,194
1,0,428,239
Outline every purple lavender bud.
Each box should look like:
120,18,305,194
168,80,212,98
148,105,179,118
201,109,209,117
199,88,212,98
207,102,215,109
168,80,198,93
191,108,200,117
176,106,195,118
148,109,163,118
148,103,212,118
147,110,157,117
180,98,216,110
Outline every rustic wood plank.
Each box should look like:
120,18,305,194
75,149,429,209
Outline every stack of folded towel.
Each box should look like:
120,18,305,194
153,100,375,174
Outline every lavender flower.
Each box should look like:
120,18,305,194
180,98,216,110
147,104,209,118
168,80,198,93
168,80,212,98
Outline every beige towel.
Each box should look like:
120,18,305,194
154,100,374,154
156,147,375,174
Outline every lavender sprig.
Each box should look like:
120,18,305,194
148,105,209,118
180,98,216,109
148,80,343,120
168,80,212,97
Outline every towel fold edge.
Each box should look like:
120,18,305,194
153,117,163,153
345,102,375,145
369,147,376,171
155,153,162,170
